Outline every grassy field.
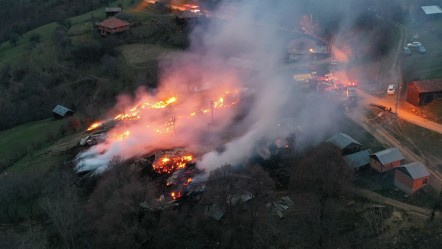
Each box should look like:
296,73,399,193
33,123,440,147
0,119,66,160
402,20,442,81
120,43,178,64
0,0,136,66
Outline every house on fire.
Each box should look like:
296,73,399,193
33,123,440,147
406,79,442,106
96,16,130,36
326,133,361,155
52,105,74,119
394,162,430,194
369,148,405,173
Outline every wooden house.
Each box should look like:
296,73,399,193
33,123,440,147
369,148,405,173
97,17,130,36
394,162,430,194
326,133,361,155
406,79,442,106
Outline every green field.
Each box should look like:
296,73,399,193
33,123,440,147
402,19,442,81
0,0,136,66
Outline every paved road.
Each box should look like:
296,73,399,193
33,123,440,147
357,90,442,134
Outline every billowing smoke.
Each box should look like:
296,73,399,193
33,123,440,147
76,0,340,174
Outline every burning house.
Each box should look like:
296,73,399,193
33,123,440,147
394,162,430,194
369,148,405,173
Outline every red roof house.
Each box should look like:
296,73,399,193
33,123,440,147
97,16,130,36
394,162,430,194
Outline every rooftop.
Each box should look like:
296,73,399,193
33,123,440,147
421,5,442,15
408,79,442,93
399,162,430,179
52,105,73,116
326,133,361,150
371,148,404,165
343,150,370,169
98,16,130,29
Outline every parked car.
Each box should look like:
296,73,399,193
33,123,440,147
403,46,411,56
407,41,421,47
418,45,426,54
387,84,396,95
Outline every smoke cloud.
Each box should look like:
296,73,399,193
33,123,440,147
76,0,341,174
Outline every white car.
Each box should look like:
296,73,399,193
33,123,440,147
407,41,421,47
387,84,396,95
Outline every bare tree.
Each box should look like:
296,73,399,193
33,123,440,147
290,143,353,248
42,171,83,249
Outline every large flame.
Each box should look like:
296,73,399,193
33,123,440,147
153,154,194,174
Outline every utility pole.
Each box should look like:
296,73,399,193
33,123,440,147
210,100,214,126
395,82,400,115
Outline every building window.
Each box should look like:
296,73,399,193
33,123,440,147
423,178,428,184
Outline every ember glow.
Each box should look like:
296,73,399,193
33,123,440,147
153,154,194,174
75,0,339,176
87,121,103,131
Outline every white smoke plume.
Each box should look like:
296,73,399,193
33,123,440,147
76,0,340,174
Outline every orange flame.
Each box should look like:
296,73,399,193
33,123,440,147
86,122,103,131
153,154,194,174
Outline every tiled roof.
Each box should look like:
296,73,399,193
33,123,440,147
98,17,130,29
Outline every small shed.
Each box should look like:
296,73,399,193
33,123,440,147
343,149,370,170
394,162,430,194
105,7,122,17
97,16,130,36
326,133,361,155
406,79,442,106
52,105,74,119
370,148,405,173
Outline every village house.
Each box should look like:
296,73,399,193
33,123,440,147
406,79,442,106
394,162,430,194
369,148,405,173
326,133,361,155
52,105,74,119
96,16,130,36
343,149,371,171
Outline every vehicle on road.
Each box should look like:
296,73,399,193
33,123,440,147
407,41,421,47
418,45,426,54
346,87,358,103
403,46,411,56
387,84,396,95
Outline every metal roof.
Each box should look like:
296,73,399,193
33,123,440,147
421,5,442,15
408,79,442,93
371,148,404,165
343,150,370,169
400,162,430,179
52,105,73,116
326,133,361,150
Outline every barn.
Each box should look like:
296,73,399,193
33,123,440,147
326,133,361,155
394,162,430,194
343,149,370,171
52,105,74,119
369,148,405,173
406,79,442,106
97,16,130,36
